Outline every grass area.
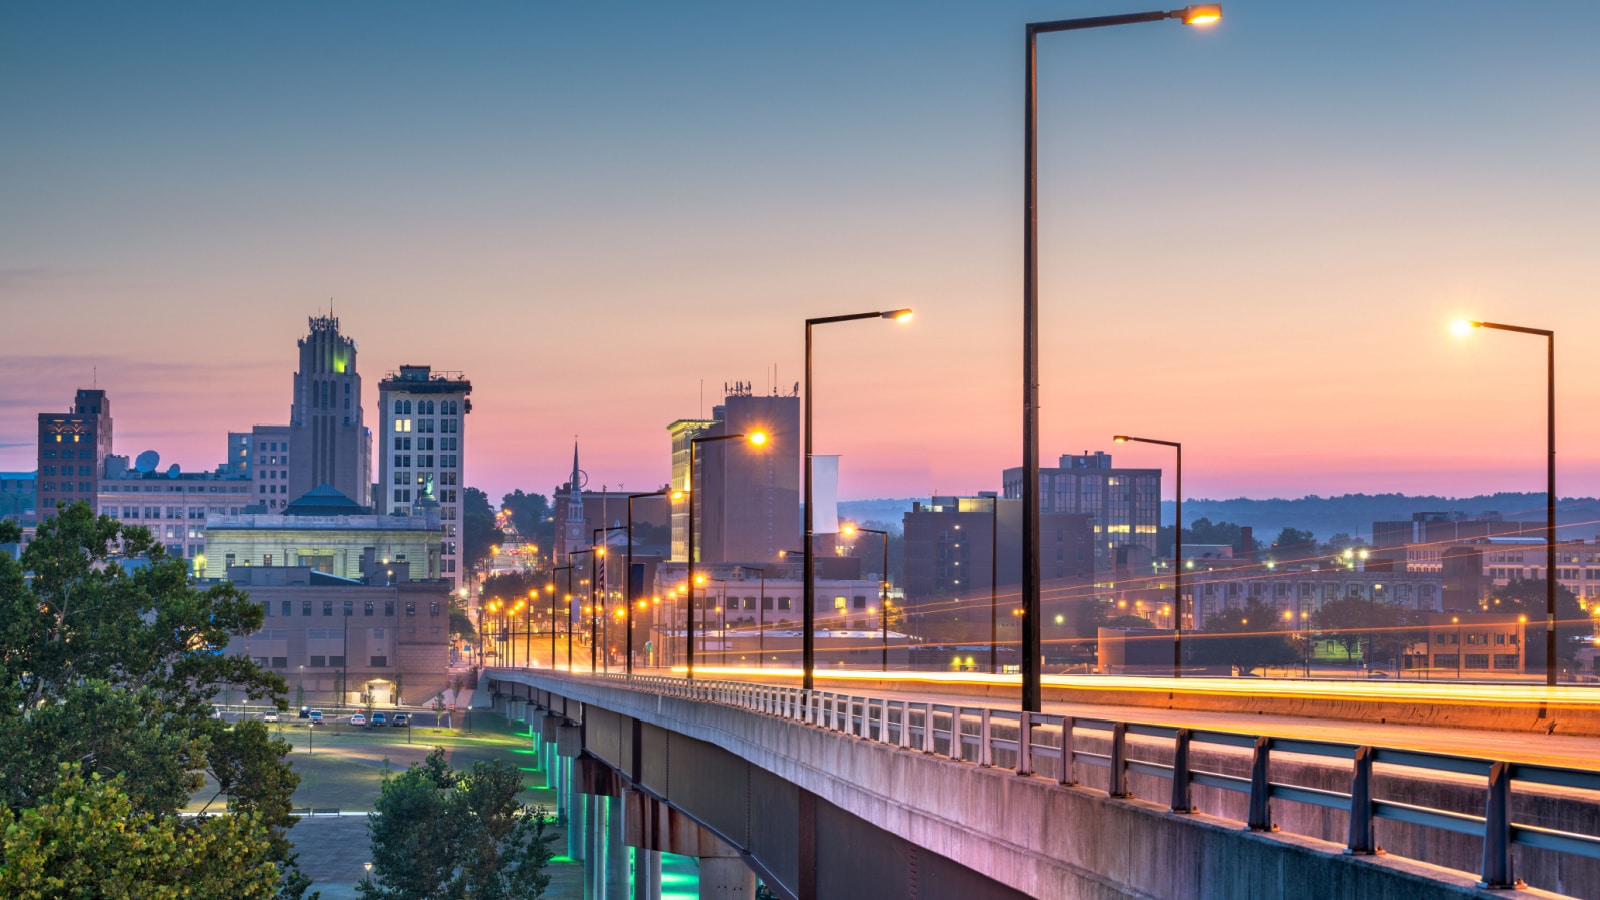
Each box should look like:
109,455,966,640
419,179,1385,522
187,713,546,814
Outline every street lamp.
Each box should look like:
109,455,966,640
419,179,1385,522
733,565,767,668
843,523,892,672
804,308,913,690
1020,6,1222,712
1114,435,1184,679
570,548,597,673
592,526,626,673
1455,319,1558,686
684,431,769,678
546,574,567,669
626,489,670,676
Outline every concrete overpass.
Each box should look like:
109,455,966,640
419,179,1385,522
483,668,1600,899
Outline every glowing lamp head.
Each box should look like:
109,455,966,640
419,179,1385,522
882,308,914,322
1112,435,1129,443
747,431,768,447
671,490,685,501
1179,4,1222,26
1451,319,1482,337
841,524,857,536
694,574,706,585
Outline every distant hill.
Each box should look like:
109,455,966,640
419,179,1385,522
1163,493,1600,544
837,498,916,533
836,493,1600,544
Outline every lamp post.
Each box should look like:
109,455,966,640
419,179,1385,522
843,524,892,672
684,430,768,678
570,548,596,673
1113,435,1184,679
1020,5,1221,712
549,567,570,670
708,579,729,666
804,309,913,689
733,565,767,668
626,489,669,675
592,525,626,673
1455,319,1558,686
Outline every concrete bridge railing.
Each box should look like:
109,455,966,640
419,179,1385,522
551,670,1600,895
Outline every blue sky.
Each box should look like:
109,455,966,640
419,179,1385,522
3,2,1598,502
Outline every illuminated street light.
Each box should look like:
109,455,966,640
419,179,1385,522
1455,317,1558,685
843,522,893,671
1114,434,1185,678
626,489,670,675
1021,5,1221,713
804,308,913,689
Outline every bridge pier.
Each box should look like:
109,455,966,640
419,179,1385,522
622,788,756,900
633,847,661,900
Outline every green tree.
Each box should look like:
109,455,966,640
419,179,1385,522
359,748,554,900
463,488,506,572
1269,528,1318,563
1191,600,1298,675
1182,518,1263,553
1489,578,1589,667
0,766,281,900
0,505,310,898
500,490,552,548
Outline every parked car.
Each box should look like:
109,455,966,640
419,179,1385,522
390,712,409,727
349,713,366,726
371,711,386,726
298,706,310,719
263,710,280,723
308,710,324,725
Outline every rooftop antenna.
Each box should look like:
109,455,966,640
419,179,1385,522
93,366,97,388
699,379,704,419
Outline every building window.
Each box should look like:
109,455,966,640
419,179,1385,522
364,600,374,616
406,602,416,617
329,655,345,667
271,656,288,668
282,600,291,617
385,600,395,616
263,601,272,617
429,602,440,616
344,600,353,617
323,601,333,616
778,597,792,611
303,600,313,616
370,655,388,667
310,655,327,667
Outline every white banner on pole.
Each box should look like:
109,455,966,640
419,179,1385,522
812,455,840,534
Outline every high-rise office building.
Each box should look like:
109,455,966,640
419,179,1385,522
36,389,113,517
1002,451,1161,577
377,365,471,585
668,385,799,564
287,315,371,507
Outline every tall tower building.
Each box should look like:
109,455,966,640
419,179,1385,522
287,315,371,507
36,389,113,517
1002,451,1161,577
667,384,800,564
377,365,471,585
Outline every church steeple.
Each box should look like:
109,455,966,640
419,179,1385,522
560,441,586,563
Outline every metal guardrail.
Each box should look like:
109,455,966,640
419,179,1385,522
514,669,1600,891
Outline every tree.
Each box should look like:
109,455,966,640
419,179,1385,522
501,490,552,548
359,748,554,900
1313,595,1408,665
1182,518,1263,553
1269,528,1318,563
0,505,310,898
1190,600,1298,675
462,487,506,572
0,766,281,900
843,521,903,587
1489,578,1589,668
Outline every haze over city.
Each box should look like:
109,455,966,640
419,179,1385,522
4,0,1598,504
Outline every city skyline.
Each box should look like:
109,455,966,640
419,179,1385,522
4,1,1599,503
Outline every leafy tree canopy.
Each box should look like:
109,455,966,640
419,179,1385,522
359,748,554,900
1190,599,1299,674
0,767,281,900
0,503,310,898
500,490,552,547
463,488,506,572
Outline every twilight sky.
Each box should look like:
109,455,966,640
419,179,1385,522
3,2,1597,506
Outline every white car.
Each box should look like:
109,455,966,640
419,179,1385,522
262,710,280,723
349,713,366,726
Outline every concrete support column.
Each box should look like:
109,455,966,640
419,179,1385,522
585,793,603,899
633,848,661,900
605,793,630,900
568,770,585,861
697,857,756,900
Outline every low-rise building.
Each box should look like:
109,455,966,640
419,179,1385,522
202,485,442,581
223,565,451,706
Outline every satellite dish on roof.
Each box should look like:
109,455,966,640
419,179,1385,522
166,463,181,478
135,450,159,474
